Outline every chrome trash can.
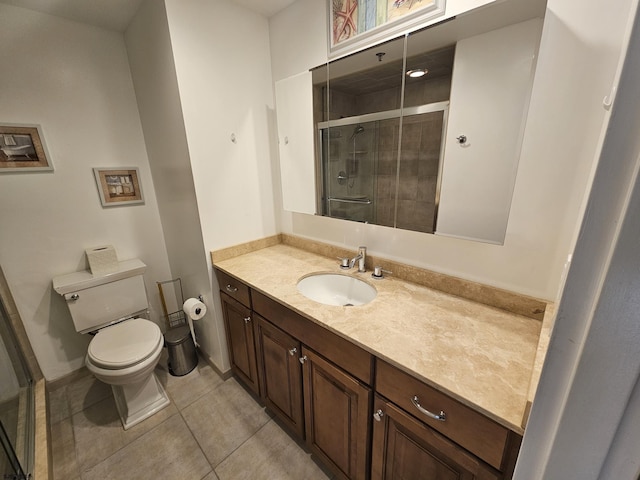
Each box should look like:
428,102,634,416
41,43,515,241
165,325,198,376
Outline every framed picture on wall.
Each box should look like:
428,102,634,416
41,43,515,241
93,167,145,207
329,0,446,59
0,124,53,173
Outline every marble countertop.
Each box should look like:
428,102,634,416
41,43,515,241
214,243,542,433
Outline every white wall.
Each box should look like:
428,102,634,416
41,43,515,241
165,0,280,251
269,0,625,301
128,0,277,371
125,0,221,367
0,4,173,380
515,0,640,476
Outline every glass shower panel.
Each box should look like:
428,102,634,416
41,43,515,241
396,110,446,233
0,299,32,480
374,117,400,228
322,120,378,223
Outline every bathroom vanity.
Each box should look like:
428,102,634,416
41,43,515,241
212,237,549,480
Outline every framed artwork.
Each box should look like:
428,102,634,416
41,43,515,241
0,124,53,173
93,167,145,207
329,0,446,58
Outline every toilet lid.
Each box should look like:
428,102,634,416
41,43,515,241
88,318,162,369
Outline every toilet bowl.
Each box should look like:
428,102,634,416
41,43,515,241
85,318,169,430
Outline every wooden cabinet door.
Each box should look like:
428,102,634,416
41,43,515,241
255,315,304,438
220,292,260,395
371,395,501,480
301,347,371,480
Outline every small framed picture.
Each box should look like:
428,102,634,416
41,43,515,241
93,167,145,207
0,124,53,173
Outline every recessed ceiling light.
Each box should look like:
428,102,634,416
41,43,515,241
406,68,428,78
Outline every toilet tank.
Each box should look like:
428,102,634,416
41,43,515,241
52,259,149,333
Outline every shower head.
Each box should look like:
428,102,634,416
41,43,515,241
349,125,365,140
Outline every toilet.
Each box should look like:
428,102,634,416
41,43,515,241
53,258,170,430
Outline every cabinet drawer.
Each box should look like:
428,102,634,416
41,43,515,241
252,289,373,385
376,360,509,471
372,395,501,480
215,268,251,307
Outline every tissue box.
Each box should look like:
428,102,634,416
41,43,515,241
85,245,118,275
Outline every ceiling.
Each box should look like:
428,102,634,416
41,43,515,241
0,0,298,31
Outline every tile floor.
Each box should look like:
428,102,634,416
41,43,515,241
49,353,333,480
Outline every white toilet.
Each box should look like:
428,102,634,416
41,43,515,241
53,259,170,430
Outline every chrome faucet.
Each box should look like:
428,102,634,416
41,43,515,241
349,246,367,272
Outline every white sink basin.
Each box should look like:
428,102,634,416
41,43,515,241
296,273,377,306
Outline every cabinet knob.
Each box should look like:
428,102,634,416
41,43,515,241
226,284,238,293
68,293,80,301
243,316,251,323
373,409,384,422
299,355,308,364
411,395,446,422
289,347,297,356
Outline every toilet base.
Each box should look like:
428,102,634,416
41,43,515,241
112,372,170,430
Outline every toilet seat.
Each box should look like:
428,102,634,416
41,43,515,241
87,318,162,370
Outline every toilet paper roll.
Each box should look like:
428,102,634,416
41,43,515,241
183,298,207,320
183,298,207,348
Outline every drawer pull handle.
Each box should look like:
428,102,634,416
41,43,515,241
411,395,446,422
243,316,251,323
373,409,384,422
226,284,238,293
289,347,297,356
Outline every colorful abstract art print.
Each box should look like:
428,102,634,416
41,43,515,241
388,0,431,22
329,0,445,58
332,0,359,45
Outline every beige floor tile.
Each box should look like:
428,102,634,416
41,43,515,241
181,378,271,466
201,471,220,480
48,386,70,424
215,420,331,480
156,361,224,410
51,417,80,480
66,374,111,415
82,414,212,480
72,395,177,471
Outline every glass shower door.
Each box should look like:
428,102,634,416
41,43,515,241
1,422,26,480
0,299,32,480
322,121,377,223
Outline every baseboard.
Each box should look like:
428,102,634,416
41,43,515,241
197,349,232,380
46,366,91,392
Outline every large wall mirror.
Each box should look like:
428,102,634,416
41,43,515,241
275,0,547,244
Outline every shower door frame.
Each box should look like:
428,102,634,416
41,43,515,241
317,100,450,231
0,266,38,480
